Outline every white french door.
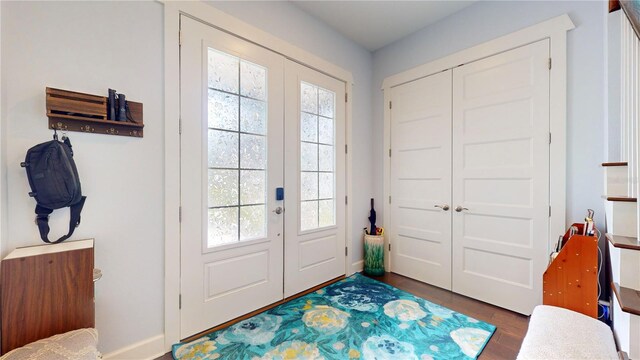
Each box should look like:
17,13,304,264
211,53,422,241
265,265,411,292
284,61,346,298
451,39,550,315
179,16,346,338
389,70,453,290
180,17,285,337
389,39,550,315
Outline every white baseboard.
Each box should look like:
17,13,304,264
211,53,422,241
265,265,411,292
352,260,364,273
102,334,166,360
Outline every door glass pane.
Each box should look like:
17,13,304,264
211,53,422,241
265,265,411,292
208,49,239,93
240,170,266,205
208,169,239,207
299,81,336,231
208,89,239,131
240,61,267,100
207,48,268,248
301,113,318,142
301,172,318,201
240,134,266,170
240,205,266,241
318,89,334,118
319,199,334,228
240,97,266,135
318,144,333,172
301,82,318,113
301,200,319,231
208,208,238,246
208,130,238,168
300,142,318,171
319,173,333,199
318,116,333,145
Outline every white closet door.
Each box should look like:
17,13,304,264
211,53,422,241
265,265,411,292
180,16,285,337
452,39,550,315
284,60,346,297
390,70,453,290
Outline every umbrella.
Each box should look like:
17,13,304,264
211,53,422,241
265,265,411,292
368,198,377,235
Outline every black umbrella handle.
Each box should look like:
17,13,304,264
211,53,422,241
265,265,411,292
369,198,377,235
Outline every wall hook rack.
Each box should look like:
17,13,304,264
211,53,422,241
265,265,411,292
45,87,144,138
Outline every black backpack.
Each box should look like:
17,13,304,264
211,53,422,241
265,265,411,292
21,134,87,244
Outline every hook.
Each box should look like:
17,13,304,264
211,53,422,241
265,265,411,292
53,128,58,141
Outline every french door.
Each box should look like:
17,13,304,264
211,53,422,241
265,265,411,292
180,17,285,337
179,16,346,338
389,39,550,315
284,61,346,298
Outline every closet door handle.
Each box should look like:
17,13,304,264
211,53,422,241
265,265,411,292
434,204,450,211
455,206,469,212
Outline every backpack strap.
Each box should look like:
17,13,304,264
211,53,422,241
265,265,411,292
35,196,86,244
63,136,73,156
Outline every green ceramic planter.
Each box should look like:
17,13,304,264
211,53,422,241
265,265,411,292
364,234,385,276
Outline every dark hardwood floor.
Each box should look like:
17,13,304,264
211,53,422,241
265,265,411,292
156,272,529,359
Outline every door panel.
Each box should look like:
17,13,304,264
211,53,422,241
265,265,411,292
452,39,550,315
284,60,346,297
390,70,453,290
180,16,285,337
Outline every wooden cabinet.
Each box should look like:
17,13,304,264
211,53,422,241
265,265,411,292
0,239,95,354
543,224,599,318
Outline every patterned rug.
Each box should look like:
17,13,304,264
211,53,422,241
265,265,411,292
173,273,496,359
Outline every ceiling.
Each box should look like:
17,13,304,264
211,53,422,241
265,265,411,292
290,1,477,52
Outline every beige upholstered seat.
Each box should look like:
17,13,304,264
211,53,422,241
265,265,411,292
518,305,618,360
0,328,100,360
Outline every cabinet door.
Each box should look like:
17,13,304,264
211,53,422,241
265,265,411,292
389,70,453,290
1,241,95,354
451,39,550,315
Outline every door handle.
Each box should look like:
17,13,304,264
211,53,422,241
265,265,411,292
455,206,469,212
434,204,450,211
272,207,284,215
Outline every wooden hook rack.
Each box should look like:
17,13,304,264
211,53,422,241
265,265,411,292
46,87,144,138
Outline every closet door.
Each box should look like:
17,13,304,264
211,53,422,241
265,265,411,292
452,39,550,315
389,70,453,290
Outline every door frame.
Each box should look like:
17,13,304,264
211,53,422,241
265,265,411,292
382,14,575,272
163,1,354,351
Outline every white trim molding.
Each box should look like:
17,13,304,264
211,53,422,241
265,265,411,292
102,334,165,360
351,260,364,273
382,14,574,271
164,0,354,350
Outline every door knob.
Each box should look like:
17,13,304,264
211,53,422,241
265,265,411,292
434,204,450,211
455,206,469,212
272,207,283,214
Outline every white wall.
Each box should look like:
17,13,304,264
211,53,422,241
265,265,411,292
207,1,374,265
1,0,374,354
0,1,5,259
372,0,608,230
1,1,164,353
0,0,611,354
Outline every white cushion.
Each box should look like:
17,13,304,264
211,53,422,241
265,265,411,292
0,328,100,360
517,305,618,360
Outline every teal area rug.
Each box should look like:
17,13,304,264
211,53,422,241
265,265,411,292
173,273,495,359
